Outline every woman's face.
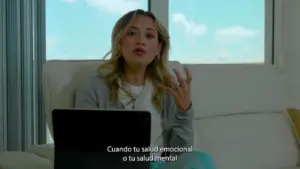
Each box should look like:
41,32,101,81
120,15,161,67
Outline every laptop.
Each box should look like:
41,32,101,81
52,108,151,169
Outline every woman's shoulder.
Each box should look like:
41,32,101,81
77,72,109,92
75,72,110,108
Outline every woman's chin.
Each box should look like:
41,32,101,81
126,58,152,67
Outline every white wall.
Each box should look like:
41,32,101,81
284,0,300,108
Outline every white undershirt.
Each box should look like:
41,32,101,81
118,80,163,159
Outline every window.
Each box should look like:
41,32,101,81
47,0,273,64
167,0,271,64
46,0,148,61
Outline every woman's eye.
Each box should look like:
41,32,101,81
146,34,154,39
128,31,136,36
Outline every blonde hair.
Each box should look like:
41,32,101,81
98,9,172,110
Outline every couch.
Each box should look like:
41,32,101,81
0,60,299,169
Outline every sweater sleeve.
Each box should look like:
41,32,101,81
74,74,103,108
166,95,195,156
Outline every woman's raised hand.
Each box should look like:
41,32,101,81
160,66,192,111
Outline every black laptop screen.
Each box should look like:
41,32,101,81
52,109,151,169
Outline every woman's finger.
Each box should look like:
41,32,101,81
169,76,179,88
159,84,179,99
173,68,185,87
184,66,192,85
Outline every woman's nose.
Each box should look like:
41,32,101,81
135,35,146,45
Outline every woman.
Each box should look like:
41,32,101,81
75,8,193,155
75,9,215,169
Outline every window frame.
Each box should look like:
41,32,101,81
150,0,281,65
272,0,284,67
265,0,275,64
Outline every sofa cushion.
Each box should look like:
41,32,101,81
0,151,52,169
193,112,299,169
27,144,54,161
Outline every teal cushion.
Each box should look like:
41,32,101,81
150,151,217,169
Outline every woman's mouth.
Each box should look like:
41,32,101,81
133,48,146,56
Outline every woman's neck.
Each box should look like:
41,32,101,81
123,65,147,86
